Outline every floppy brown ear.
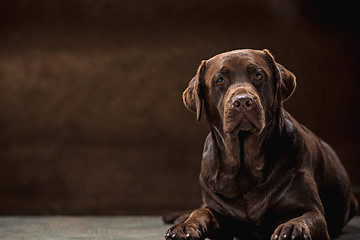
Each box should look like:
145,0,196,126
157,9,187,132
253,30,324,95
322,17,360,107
276,63,296,102
262,49,296,103
182,60,206,121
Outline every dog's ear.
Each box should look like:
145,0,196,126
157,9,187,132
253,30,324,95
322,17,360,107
182,60,207,121
262,49,296,103
276,63,296,102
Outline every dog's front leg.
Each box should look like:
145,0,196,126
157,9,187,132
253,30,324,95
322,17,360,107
270,211,330,240
165,208,220,240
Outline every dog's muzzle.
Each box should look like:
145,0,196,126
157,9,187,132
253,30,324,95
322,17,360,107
223,86,265,134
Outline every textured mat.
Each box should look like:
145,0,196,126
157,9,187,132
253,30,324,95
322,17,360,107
0,216,358,240
0,216,169,240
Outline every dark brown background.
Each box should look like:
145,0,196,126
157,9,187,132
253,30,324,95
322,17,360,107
0,0,359,215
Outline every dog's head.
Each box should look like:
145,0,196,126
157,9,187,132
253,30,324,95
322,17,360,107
183,49,296,135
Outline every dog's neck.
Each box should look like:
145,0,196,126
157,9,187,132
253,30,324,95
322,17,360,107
210,109,284,182
211,127,265,182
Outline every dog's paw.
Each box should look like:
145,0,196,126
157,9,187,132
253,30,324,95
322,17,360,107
165,222,205,240
271,220,311,240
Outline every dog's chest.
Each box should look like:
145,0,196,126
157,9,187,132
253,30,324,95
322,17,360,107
211,164,263,196
207,172,271,225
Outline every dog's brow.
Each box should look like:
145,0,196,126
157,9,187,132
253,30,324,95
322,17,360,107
220,66,231,73
246,63,262,72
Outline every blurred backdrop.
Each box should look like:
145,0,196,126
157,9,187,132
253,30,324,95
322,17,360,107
0,0,359,215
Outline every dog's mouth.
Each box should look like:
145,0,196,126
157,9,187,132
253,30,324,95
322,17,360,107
234,112,255,131
223,107,265,135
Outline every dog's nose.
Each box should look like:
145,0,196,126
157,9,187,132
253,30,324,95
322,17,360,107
232,95,254,111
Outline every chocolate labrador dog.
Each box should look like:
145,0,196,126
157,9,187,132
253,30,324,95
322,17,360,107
164,49,358,240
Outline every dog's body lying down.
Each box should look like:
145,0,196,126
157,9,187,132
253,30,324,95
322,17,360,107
164,49,358,240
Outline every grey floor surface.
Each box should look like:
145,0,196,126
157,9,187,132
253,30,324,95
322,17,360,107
0,216,359,240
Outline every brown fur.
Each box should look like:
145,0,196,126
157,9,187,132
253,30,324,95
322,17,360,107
165,49,358,240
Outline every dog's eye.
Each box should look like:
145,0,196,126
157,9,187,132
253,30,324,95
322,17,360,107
254,72,264,81
216,77,225,85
